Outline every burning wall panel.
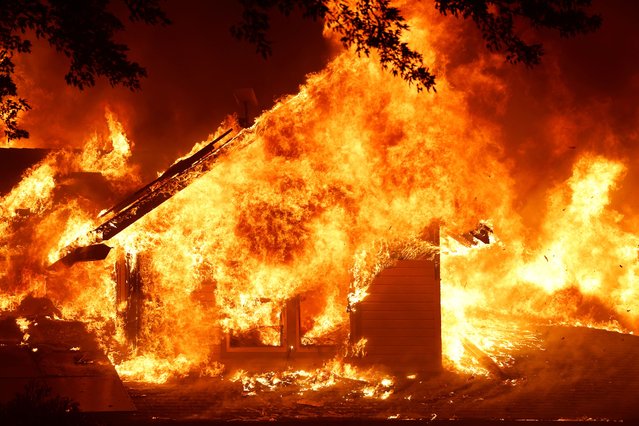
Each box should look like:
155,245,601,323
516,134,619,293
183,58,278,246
350,226,441,372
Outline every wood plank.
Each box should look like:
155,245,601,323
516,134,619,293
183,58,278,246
360,310,438,321
355,302,437,312
377,267,435,277
366,345,440,353
391,260,437,268
361,355,441,368
365,346,439,355
359,293,438,303
371,275,436,286
366,342,441,355
360,329,441,340
364,284,438,294
358,319,439,329
356,328,440,337
364,335,441,346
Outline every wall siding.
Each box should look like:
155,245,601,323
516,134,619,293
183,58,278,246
350,244,441,372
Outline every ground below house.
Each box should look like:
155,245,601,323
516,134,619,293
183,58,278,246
2,304,638,424
123,325,639,422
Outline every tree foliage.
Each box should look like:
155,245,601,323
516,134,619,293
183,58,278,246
0,0,169,141
232,0,436,91
232,0,601,89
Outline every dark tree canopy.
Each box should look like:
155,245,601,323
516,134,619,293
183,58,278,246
0,0,601,142
232,0,601,89
0,0,169,141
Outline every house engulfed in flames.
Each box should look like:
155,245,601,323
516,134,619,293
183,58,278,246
4,1,638,398
51,126,444,374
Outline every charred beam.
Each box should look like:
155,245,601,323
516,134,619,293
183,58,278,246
49,127,247,268
50,243,112,268
99,128,233,218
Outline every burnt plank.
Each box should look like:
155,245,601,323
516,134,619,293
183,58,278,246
377,267,435,277
357,328,440,337
364,335,440,346
365,346,439,355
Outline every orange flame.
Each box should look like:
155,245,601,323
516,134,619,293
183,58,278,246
1,2,638,386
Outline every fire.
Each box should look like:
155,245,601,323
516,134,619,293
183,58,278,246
1,0,638,393
79,109,138,184
230,359,395,398
1,109,140,359
517,156,632,296
441,154,638,374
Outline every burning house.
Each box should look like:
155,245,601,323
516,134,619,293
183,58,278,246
49,125,443,374
3,1,639,422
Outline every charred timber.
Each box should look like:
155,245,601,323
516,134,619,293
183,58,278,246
50,128,242,268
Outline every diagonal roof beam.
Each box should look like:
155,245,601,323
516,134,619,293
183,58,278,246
50,128,241,268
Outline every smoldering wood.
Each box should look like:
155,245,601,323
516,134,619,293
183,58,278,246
460,222,493,246
53,243,112,268
92,127,235,241
462,337,511,379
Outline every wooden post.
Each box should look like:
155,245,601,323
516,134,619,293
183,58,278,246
115,252,142,346
285,296,301,357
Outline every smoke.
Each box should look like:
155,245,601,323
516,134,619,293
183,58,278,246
454,0,639,228
12,0,331,177
4,0,639,378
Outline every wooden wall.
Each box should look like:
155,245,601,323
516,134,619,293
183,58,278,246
350,238,441,372
115,252,142,346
